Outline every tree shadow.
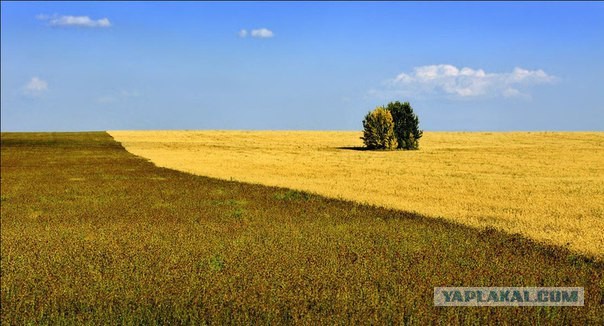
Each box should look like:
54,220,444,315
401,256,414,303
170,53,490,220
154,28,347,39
336,146,371,151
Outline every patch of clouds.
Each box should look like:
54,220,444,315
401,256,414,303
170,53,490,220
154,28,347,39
239,28,274,39
23,77,48,96
37,14,111,28
373,64,558,99
502,87,526,99
251,28,274,38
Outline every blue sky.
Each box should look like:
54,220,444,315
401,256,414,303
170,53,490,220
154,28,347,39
1,1,603,131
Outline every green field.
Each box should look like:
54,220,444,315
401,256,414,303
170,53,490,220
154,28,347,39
1,132,603,324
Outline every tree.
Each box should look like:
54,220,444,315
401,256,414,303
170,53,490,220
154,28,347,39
386,101,423,150
361,107,398,150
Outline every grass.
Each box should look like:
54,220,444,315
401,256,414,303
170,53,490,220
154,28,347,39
109,130,604,257
274,190,312,201
1,131,603,324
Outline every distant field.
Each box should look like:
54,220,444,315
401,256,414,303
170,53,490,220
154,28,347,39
109,131,604,258
2,132,603,324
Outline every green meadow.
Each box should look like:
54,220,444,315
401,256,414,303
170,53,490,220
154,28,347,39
1,132,602,324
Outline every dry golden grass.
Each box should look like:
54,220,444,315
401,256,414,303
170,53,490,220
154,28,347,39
109,130,604,258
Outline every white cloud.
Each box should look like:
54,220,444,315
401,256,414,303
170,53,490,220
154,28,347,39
239,28,274,39
23,77,48,96
502,88,525,99
250,28,274,38
38,14,111,28
379,64,557,99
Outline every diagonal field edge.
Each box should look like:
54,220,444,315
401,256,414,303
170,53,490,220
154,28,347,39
1,131,602,324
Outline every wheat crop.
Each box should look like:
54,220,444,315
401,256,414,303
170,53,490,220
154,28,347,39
109,131,604,258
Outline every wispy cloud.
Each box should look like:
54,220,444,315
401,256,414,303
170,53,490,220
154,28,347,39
372,64,558,99
37,14,111,28
239,28,274,39
23,77,48,96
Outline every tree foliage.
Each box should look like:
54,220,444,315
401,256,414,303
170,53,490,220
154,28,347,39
361,107,398,150
386,101,423,150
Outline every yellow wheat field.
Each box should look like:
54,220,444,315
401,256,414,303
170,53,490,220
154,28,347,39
109,130,604,258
